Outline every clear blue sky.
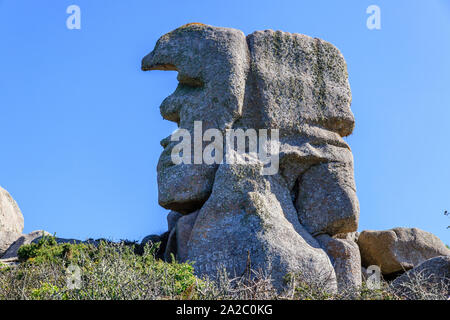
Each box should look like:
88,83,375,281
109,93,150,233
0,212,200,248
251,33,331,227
1,0,449,244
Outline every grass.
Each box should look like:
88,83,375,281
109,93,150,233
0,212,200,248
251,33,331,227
0,235,448,300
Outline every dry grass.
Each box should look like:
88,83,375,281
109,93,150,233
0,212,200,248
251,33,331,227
0,239,448,300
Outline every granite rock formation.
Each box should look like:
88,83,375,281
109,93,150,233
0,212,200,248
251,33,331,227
142,23,359,290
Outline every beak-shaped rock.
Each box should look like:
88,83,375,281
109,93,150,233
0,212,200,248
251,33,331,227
140,23,250,131
141,50,177,72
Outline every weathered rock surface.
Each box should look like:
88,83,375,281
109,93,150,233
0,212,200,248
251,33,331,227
155,211,200,262
391,256,450,299
296,162,359,236
358,228,450,275
187,154,337,291
164,228,177,262
316,234,362,291
2,230,50,259
0,187,24,257
242,29,354,137
240,30,359,237
167,211,183,231
176,210,199,262
334,231,359,242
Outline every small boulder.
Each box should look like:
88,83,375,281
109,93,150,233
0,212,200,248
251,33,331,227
358,228,450,275
316,234,362,291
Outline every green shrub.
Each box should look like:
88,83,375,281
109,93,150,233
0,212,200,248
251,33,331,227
31,282,63,300
17,235,96,266
1,238,200,300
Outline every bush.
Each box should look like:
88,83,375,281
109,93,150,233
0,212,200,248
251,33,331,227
17,235,91,265
1,236,199,300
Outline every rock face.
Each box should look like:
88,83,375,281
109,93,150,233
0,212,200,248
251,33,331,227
162,210,199,262
316,234,362,291
243,30,354,137
391,256,450,299
358,228,450,275
167,211,182,231
176,210,199,262
242,29,359,237
0,187,24,257
296,162,359,236
142,23,359,290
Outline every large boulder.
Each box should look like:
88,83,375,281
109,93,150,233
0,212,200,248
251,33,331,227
358,228,450,275
391,256,450,299
296,162,359,236
186,154,338,291
0,186,24,257
316,233,362,291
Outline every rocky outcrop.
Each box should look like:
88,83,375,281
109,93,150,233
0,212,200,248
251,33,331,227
358,228,450,275
141,23,359,290
138,23,360,291
1,230,50,259
0,187,24,257
391,256,450,299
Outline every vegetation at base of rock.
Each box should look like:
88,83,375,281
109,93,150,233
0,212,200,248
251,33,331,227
0,236,448,300
2,236,197,299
